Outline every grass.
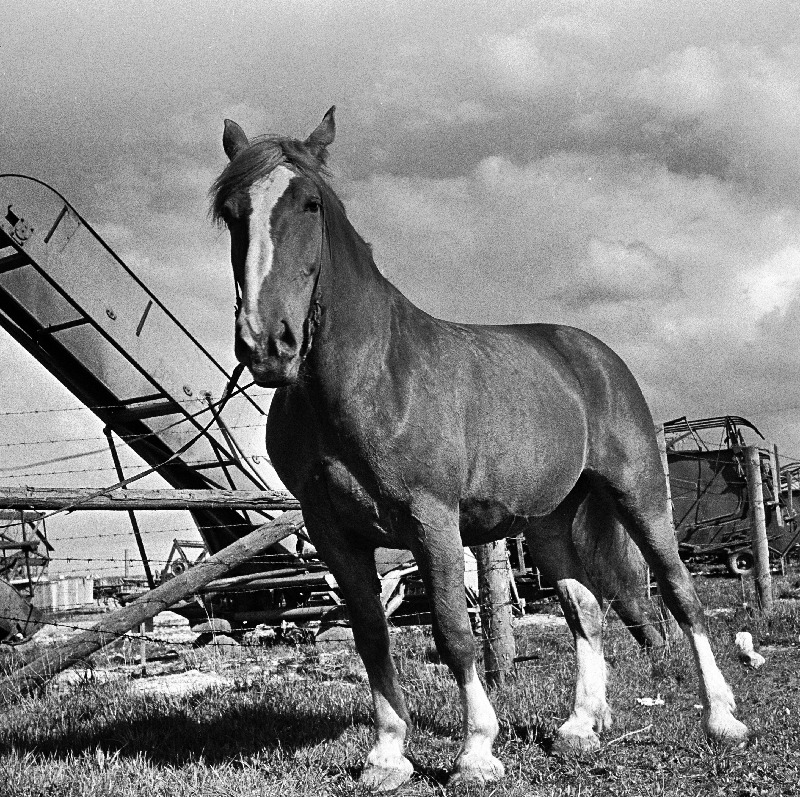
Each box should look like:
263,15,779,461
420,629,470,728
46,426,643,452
0,573,798,796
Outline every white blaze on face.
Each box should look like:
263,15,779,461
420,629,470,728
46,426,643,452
241,165,295,328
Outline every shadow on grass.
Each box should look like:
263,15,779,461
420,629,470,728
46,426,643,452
0,683,374,766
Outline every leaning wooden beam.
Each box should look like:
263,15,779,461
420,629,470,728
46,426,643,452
0,510,304,703
0,486,300,512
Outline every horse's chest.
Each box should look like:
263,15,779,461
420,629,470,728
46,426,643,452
309,458,408,546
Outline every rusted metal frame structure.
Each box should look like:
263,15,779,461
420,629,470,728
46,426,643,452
0,510,51,594
663,416,798,578
0,175,280,559
0,510,51,640
0,511,306,703
777,462,800,562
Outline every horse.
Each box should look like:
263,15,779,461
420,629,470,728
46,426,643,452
210,107,748,790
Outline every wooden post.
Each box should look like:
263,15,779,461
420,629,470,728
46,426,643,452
139,622,147,672
744,446,773,615
473,541,515,688
0,511,304,703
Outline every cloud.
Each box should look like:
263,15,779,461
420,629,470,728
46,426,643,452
739,246,800,318
568,238,681,306
4,0,800,554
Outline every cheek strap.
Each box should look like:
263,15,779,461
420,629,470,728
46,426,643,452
298,202,329,360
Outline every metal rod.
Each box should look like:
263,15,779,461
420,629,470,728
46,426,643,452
105,427,155,590
770,443,784,528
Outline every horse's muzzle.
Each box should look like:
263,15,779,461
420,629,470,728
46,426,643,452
235,316,302,387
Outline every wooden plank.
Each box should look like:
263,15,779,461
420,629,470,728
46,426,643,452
0,510,305,703
0,486,300,512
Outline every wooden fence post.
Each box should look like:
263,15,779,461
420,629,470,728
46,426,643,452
473,541,515,688
744,446,774,615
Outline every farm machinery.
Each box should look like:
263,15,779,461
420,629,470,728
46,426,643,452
0,509,50,641
664,415,800,575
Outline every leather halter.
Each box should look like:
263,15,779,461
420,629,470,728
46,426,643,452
298,201,327,360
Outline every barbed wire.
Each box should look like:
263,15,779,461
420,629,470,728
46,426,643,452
0,592,673,661
0,462,266,479
0,422,270,450
0,390,274,417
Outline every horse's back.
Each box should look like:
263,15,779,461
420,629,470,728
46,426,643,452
455,320,653,437
448,321,659,507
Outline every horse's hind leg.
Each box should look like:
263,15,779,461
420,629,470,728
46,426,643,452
573,490,668,651
304,516,414,792
526,506,613,754
595,454,749,745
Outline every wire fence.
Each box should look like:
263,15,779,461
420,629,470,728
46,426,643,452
0,408,796,674
0,592,676,659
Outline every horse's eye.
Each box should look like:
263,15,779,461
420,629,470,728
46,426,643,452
304,199,321,214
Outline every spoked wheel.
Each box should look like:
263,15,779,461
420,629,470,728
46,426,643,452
726,549,755,577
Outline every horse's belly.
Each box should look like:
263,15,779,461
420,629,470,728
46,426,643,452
464,431,585,518
458,500,528,546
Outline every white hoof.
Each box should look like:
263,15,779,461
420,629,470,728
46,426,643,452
360,755,414,792
703,709,749,747
450,751,506,785
550,729,601,756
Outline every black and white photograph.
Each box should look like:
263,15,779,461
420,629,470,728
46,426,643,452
0,2,798,794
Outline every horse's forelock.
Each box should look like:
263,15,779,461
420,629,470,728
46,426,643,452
210,136,330,224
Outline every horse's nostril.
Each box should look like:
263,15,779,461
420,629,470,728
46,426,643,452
235,334,253,364
266,321,298,360
280,321,297,349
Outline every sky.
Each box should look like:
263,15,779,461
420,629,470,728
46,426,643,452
1,0,800,577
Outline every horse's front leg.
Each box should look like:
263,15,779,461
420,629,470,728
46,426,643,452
408,503,505,785
306,516,414,792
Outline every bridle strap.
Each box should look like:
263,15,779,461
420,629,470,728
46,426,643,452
299,197,328,359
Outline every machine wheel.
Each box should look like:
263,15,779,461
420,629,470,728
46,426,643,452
726,550,755,577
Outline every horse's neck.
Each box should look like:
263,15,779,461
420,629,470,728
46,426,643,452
304,213,422,409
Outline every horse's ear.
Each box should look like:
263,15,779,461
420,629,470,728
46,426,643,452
305,106,336,161
223,119,250,161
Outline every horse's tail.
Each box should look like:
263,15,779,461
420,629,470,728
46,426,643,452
573,492,671,650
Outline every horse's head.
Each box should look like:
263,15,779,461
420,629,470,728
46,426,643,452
212,108,336,387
